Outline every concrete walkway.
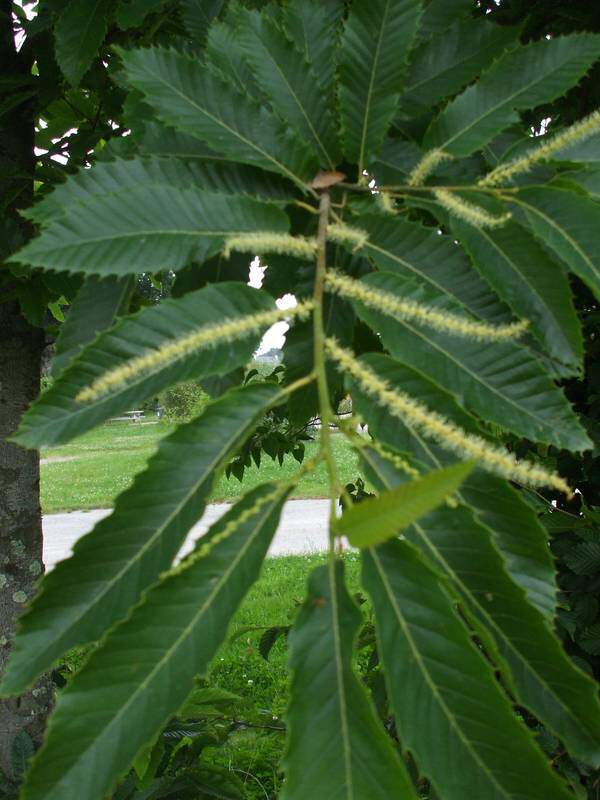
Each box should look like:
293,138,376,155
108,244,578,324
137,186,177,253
42,498,332,571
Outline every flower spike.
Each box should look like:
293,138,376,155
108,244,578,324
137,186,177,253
433,188,511,228
223,232,317,260
480,109,600,186
408,149,453,186
77,302,314,403
324,271,528,342
325,338,572,496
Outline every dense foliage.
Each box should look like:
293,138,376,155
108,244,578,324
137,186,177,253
2,1,600,798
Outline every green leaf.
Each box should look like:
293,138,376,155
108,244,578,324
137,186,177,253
371,138,422,184
236,9,341,168
52,276,134,377
452,218,583,371
510,186,600,300
281,561,418,800
352,271,590,450
28,156,295,224
356,213,512,322
116,0,165,30
363,451,600,768
118,46,317,187
563,165,600,199
14,283,275,448
205,17,261,99
338,0,423,171
425,34,600,157
460,473,558,622
15,176,289,276
399,18,519,117
351,354,558,620
341,461,473,548
180,0,226,42
54,0,111,86
19,483,286,800
1,384,280,697
362,540,573,800
552,130,600,162
564,542,600,576
282,0,343,107
414,0,473,44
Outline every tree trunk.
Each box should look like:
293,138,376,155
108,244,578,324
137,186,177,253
0,303,51,781
0,2,52,782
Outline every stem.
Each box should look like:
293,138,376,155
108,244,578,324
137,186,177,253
312,190,342,550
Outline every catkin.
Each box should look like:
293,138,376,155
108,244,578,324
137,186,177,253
325,338,572,496
325,271,528,342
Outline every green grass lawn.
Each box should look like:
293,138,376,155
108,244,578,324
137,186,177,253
40,420,361,513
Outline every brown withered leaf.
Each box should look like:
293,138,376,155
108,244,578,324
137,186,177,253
311,170,346,189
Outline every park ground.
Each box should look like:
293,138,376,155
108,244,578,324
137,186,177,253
41,419,360,514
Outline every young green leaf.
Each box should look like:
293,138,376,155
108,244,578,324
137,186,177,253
118,46,318,187
425,34,600,157
1,384,280,697
51,276,135,377
14,283,275,448
363,540,573,800
510,186,600,300
338,0,423,171
19,483,287,800
281,561,418,800
341,461,473,548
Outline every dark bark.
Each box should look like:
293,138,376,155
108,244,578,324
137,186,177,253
0,1,52,781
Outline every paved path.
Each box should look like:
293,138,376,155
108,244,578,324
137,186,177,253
42,498,332,571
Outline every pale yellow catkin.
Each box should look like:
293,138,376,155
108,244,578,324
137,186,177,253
76,301,314,403
223,232,317,260
324,271,529,342
433,188,512,228
325,338,572,495
480,109,600,186
408,149,454,186
327,223,369,251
